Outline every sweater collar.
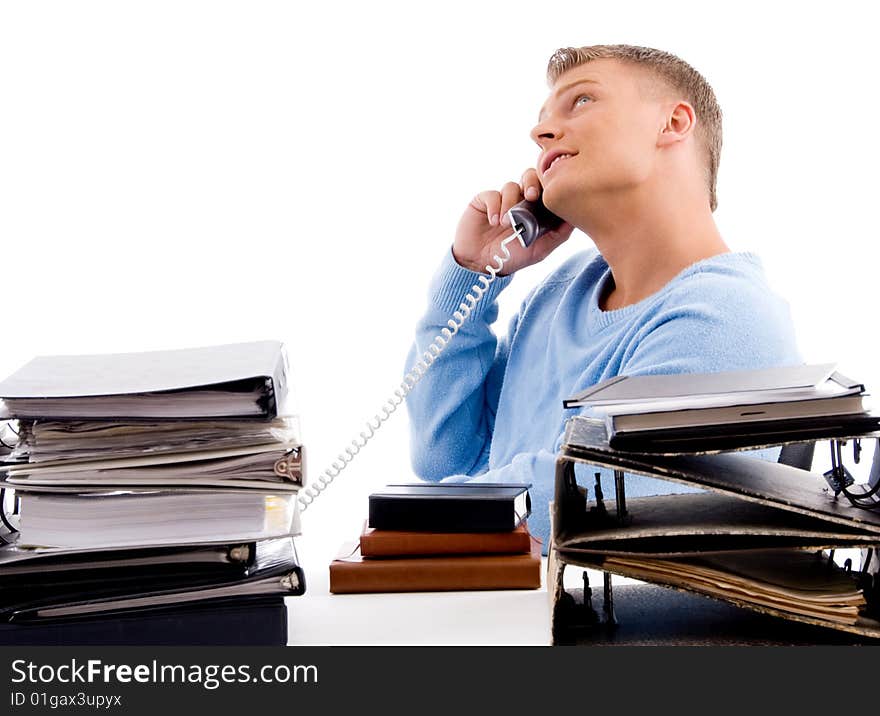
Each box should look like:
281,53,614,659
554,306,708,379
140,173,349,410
588,251,763,331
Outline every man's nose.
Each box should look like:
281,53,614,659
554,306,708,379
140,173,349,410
530,116,564,146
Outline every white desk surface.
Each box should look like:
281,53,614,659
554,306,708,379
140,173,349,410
286,557,554,646
284,472,558,645
284,543,640,646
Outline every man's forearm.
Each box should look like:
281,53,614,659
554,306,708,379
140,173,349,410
404,249,513,479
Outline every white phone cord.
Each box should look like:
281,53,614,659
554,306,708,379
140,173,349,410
298,225,527,511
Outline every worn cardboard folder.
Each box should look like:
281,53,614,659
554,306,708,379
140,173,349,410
549,416,880,640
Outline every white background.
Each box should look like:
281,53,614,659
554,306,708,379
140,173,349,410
1,0,879,579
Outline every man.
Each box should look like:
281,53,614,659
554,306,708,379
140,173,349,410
404,45,801,550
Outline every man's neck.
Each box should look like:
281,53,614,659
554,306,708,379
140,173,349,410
570,187,730,311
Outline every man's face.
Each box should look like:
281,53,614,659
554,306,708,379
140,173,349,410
532,58,670,214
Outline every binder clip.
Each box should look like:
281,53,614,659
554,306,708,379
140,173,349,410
552,569,602,644
587,472,625,529
859,548,880,615
557,460,589,532
552,567,619,644
0,487,19,540
825,438,880,508
824,439,855,496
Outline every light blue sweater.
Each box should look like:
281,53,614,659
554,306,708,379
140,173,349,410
405,247,801,551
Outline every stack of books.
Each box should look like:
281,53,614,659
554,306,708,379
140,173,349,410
329,483,541,593
0,341,305,644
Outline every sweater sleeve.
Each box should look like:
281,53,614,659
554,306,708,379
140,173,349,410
404,248,515,480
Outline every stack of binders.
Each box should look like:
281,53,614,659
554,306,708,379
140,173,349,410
0,341,305,645
329,483,541,593
551,363,880,643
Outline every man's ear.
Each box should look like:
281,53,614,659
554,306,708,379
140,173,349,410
657,101,696,147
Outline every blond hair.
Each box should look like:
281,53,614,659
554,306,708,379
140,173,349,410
547,45,722,212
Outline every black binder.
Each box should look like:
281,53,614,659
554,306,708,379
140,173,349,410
0,596,289,646
0,537,256,586
0,537,304,623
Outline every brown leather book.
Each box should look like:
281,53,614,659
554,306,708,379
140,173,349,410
329,537,542,594
359,520,532,557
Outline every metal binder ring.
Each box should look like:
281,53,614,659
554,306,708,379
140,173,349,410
274,449,304,484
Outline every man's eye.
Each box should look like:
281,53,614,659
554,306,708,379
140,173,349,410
574,95,592,107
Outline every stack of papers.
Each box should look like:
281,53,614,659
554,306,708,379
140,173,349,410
5,442,303,491
18,491,297,549
601,550,866,625
12,417,300,463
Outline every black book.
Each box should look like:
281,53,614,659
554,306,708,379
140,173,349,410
368,483,531,532
601,411,880,453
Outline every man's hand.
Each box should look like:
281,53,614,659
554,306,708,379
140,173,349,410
453,168,574,276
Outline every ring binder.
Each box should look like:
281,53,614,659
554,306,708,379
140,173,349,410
3,443,305,491
0,341,289,420
0,488,17,536
227,545,252,563
835,439,880,508
273,447,304,483
550,415,880,641
0,342,307,640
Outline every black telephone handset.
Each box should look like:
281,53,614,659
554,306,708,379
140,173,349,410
507,198,565,248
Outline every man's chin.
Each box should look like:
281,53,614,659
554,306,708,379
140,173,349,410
541,182,577,222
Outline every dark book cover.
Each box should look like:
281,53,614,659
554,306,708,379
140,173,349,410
368,483,531,532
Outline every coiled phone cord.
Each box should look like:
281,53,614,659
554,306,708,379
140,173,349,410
298,224,527,511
